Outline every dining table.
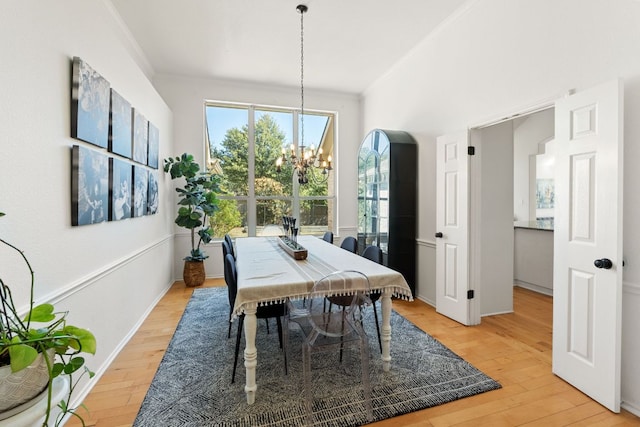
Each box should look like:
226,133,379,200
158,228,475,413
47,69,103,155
233,235,413,404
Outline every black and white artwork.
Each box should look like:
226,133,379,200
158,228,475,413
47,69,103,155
147,172,159,215
132,109,148,165
133,165,148,217
109,158,132,221
109,89,132,158
72,145,109,226
71,57,110,148
147,122,159,169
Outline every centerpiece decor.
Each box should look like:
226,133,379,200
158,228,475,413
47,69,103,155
277,216,307,260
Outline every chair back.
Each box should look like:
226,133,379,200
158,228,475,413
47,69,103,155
224,253,238,307
339,236,358,253
222,239,232,259
322,231,334,244
224,234,235,259
362,245,382,264
307,270,370,339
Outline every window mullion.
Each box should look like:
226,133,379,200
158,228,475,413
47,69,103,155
292,110,300,219
247,106,256,236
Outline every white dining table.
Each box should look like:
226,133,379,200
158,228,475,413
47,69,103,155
233,235,413,404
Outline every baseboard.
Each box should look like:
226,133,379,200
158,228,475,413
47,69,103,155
67,278,174,415
622,400,640,417
416,295,435,307
514,281,553,296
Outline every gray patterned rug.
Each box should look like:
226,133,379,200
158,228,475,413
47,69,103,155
134,287,500,426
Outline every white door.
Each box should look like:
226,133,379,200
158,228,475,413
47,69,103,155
435,131,474,325
552,79,623,412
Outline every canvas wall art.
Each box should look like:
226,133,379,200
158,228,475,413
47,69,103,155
71,57,110,148
109,89,132,158
109,158,132,221
132,109,149,165
147,172,159,215
72,145,109,226
147,122,159,169
133,165,148,217
536,179,555,209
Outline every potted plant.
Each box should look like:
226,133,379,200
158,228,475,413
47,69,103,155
0,211,97,426
164,153,220,287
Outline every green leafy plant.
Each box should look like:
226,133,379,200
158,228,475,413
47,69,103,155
0,211,97,426
164,153,221,261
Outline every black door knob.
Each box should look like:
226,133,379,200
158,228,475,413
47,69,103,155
594,258,613,269
435,232,443,238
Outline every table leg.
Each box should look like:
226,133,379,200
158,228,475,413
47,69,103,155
243,306,258,404
380,289,392,371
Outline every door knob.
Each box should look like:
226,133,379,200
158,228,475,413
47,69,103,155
594,258,613,269
435,232,443,238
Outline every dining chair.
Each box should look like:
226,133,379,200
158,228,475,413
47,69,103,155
283,270,373,425
222,240,235,339
224,234,235,259
322,231,333,244
225,253,288,383
339,236,358,253
361,245,383,353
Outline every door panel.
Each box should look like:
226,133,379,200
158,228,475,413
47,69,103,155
553,79,623,412
436,131,471,325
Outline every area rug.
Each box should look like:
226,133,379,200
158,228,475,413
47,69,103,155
134,287,500,426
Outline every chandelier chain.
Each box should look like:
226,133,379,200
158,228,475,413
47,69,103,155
275,5,331,185
300,5,304,149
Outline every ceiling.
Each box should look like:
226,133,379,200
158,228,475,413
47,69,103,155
110,0,471,95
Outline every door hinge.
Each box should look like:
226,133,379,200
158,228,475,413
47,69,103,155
467,290,475,299
467,146,475,156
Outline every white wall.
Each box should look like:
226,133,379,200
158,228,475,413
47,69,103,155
0,0,175,409
475,121,514,316
152,74,361,279
361,0,640,413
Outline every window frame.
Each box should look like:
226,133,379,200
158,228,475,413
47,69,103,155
204,100,337,238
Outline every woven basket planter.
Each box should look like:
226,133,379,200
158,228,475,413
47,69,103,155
0,348,54,417
183,260,206,287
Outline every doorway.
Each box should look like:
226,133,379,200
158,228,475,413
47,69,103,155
470,108,556,318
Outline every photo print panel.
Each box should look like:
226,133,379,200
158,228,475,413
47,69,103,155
132,109,148,165
109,89,132,158
147,122,159,169
147,171,159,215
109,157,132,221
71,145,109,226
71,57,110,148
133,165,148,217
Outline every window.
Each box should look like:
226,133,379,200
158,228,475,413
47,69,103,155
205,102,336,239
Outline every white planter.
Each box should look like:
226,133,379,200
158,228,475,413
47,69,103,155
0,349,54,417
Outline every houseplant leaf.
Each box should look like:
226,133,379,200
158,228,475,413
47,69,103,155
8,340,38,372
63,326,97,355
24,303,56,323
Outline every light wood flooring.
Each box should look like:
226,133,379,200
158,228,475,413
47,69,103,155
67,281,640,426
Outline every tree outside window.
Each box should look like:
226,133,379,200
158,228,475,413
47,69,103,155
205,103,335,238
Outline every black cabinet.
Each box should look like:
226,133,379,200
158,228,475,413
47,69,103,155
357,129,416,295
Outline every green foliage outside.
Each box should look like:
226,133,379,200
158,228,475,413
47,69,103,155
209,113,328,235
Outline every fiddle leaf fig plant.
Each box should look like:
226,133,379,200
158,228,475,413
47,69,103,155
0,211,97,426
164,153,220,261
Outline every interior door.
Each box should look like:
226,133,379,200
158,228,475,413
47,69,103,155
552,79,623,412
435,131,474,325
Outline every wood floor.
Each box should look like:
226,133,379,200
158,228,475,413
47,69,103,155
67,281,640,427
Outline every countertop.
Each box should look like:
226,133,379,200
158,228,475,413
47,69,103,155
514,219,554,231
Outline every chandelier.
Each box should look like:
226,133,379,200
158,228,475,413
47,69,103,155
275,4,332,185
